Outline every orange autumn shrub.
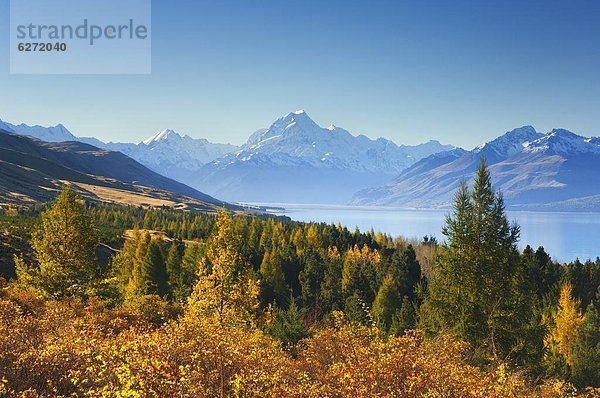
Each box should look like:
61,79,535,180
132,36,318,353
295,313,534,398
3,285,600,397
0,287,141,396
71,313,298,397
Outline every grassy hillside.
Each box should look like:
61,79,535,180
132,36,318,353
0,130,233,212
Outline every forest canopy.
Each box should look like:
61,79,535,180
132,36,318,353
1,162,600,397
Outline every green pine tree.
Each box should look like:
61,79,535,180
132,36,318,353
165,241,184,300
299,249,325,311
571,301,600,388
390,296,417,336
344,291,371,326
181,243,202,287
20,186,99,298
320,253,344,313
390,245,421,301
139,240,168,297
267,298,309,352
372,273,401,331
420,158,524,360
259,250,288,306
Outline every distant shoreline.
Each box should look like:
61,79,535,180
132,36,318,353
238,202,600,215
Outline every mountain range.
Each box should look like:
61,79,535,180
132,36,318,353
3,114,599,211
352,126,600,211
79,131,238,183
193,111,453,203
1,112,453,204
0,120,76,142
0,128,231,212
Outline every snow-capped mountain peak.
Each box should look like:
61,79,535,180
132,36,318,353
198,110,456,203
1,112,455,205
236,110,455,175
525,128,600,155
245,110,322,149
475,125,542,159
276,110,320,131
124,128,239,171
1,117,240,178
142,129,182,145
352,125,600,211
473,126,600,158
1,120,77,142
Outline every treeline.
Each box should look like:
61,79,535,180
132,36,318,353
1,160,600,396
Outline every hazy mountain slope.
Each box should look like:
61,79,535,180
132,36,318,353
1,118,239,183
352,127,600,211
0,120,14,133
193,111,454,203
86,129,239,181
0,130,228,210
196,152,395,203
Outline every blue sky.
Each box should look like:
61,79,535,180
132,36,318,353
1,0,599,148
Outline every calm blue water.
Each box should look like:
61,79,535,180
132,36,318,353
258,204,600,263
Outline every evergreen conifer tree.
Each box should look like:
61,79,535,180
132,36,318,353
267,297,309,352
344,291,371,326
571,301,600,388
259,250,288,306
320,249,344,313
420,158,524,360
299,248,325,311
165,242,184,300
21,186,99,298
180,243,202,292
139,240,168,297
390,296,417,336
372,273,401,331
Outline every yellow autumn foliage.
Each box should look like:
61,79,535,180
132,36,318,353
3,283,599,397
546,283,586,366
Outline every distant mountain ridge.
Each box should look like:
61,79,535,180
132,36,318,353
82,129,239,182
192,111,454,203
352,126,600,211
2,120,77,142
0,128,229,211
6,115,599,210
237,110,452,174
1,118,239,183
1,112,454,204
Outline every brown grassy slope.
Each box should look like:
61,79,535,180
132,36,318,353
0,130,228,207
0,131,228,212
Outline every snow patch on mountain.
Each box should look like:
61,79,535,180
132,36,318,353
474,126,543,160
524,129,600,155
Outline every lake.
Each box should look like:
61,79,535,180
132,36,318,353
258,204,600,263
